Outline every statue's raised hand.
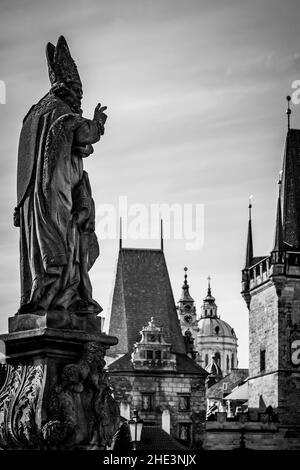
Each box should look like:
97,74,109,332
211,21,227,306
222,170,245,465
93,103,107,135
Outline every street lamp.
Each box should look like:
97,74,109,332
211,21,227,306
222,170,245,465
128,409,144,450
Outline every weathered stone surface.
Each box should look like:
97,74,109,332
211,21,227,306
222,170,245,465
0,328,120,450
8,311,103,334
15,35,107,316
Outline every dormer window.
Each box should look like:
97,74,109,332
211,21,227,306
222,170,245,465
147,334,156,343
215,326,220,335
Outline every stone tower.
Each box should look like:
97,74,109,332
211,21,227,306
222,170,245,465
177,268,198,343
241,128,300,425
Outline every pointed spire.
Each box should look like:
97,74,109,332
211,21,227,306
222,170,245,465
244,195,253,269
273,174,284,252
179,267,194,302
201,276,217,318
286,95,291,131
160,219,164,251
207,275,212,296
119,217,122,250
279,126,300,250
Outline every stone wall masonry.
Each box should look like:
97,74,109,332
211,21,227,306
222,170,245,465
109,372,206,447
204,422,300,450
249,282,279,377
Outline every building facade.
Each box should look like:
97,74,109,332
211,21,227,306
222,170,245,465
106,246,208,448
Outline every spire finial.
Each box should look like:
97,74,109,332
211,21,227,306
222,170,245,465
184,266,188,285
119,217,122,250
244,196,254,269
286,95,291,131
160,219,164,251
248,195,253,220
207,275,211,295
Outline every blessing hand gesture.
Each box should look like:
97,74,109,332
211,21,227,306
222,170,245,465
93,103,107,125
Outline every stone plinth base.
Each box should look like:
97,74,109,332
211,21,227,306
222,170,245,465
8,310,103,334
0,317,120,450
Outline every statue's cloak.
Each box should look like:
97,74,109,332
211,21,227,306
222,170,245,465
17,93,100,310
17,93,83,270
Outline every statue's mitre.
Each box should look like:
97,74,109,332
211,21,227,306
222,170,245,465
46,36,82,87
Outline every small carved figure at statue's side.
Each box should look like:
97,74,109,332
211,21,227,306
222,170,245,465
14,36,107,315
42,342,120,450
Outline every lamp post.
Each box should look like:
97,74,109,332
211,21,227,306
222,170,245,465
128,409,144,450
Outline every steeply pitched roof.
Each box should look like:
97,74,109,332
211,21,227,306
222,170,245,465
108,248,186,355
280,129,300,250
206,368,249,400
107,351,208,376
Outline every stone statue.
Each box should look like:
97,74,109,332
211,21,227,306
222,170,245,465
0,37,120,451
14,36,107,315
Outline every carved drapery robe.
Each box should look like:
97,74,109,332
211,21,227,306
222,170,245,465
17,93,101,313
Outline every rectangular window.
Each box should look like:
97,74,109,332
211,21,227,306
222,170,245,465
260,349,266,372
155,350,161,360
141,393,154,411
178,395,190,411
178,423,191,442
222,382,228,391
146,350,153,360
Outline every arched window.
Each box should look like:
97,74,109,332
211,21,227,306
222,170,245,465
205,354,209,367
215,352,221,367
231,353,234,369
226,354,229,371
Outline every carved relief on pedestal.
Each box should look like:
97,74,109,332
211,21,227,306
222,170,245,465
0,364,45,449
42,342,120,450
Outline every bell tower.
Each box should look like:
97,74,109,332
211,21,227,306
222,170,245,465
177,267,198,342
241,99,300,424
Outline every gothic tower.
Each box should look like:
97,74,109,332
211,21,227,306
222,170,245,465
241,121,300,424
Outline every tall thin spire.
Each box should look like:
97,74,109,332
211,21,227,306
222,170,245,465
286,95,291,131
119,217,122,250
160,219,164,251
179,267,194,301
244,196,253,269
273,174,284,252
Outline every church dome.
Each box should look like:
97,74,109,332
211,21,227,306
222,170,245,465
198,317,237,339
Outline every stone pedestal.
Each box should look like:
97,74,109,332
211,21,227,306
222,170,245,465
0,312,120,450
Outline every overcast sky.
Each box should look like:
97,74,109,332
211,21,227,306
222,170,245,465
1,0,300,366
